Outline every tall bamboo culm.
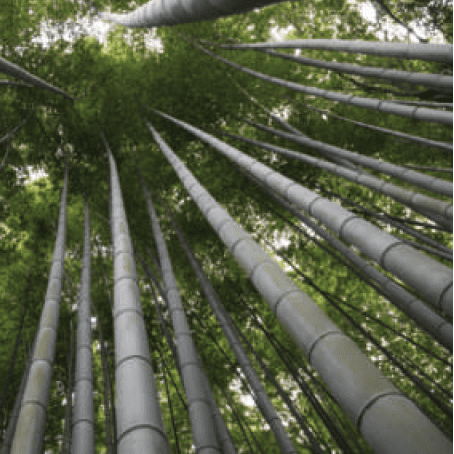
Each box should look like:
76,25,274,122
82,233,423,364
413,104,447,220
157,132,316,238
102,133,170,454
9,164,68,454
133,156,222,453
71,198,95,454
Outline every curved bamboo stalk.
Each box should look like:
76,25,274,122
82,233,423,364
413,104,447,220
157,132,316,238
234,164,452,350
101,132,170,454
10,164,68,454
71,197,95,454
0,57,74,101
179,36,452,126
240,117,453,198
99,0,284,27
143,116,452,454
149,108,453,316
164,203,316,454
133,161,221,454
214,128,453,229
207,39,453,64
208,41,453,92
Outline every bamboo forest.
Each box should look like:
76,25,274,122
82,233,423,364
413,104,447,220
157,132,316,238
0,0,452,453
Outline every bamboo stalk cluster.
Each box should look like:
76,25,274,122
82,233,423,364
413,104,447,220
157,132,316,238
2,0,452,453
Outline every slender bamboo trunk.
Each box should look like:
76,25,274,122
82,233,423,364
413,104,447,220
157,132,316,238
136,250,237,454
92,248,117,453
0,57,73,100
10,163,68,454
143,116,452,454
0,267,30,431
178,36,452,126
209,39,453,64
235,163,452,350
90,301,115,454
231,312,326,451
101,132,170,453
0,339,36,454
239,116,453,198
402,164,453,173
99,0,286,27
61,320,74,454
0,80,33,87
0,109,36,146
0,143,10,172
148,109,453,317
71,197,95,454
163,202,313,454
214,127,452,228
131,157,221,453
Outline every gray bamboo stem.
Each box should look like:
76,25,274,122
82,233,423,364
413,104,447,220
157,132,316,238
136,169,221,454
99,0,285,27
210,39,453,64
10,164,68,454
71,198,95,454
102,132,170,454
0,339,36,454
